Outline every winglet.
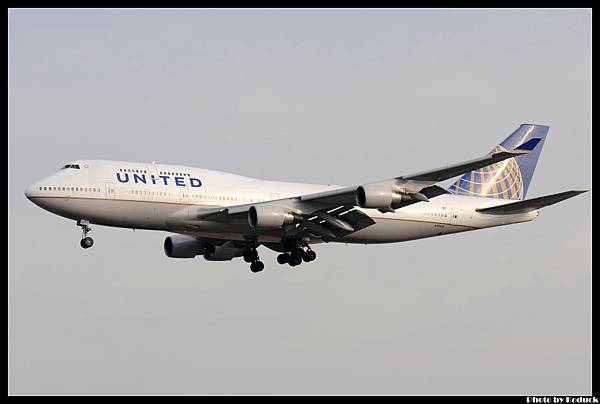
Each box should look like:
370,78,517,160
514,137,541,152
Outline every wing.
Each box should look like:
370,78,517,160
167,138,541,241
299,137,541,205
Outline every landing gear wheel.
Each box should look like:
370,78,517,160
243,249,259,263
289,256,302,267
277,253,290,265
303,250,316,262
80,237,94,249
250,261,265,273
77,220,93,249
290,248,303,260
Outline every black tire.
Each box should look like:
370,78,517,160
250,261,265,273
80,237,94,249
302,250,310,262
277,253,290,264
243,250,258,263
305,250,316,262
289,256,302,267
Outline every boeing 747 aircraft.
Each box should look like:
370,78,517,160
25,124,587,273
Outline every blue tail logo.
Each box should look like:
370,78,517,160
448,124,549,200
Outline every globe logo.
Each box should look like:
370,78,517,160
449,145,524,200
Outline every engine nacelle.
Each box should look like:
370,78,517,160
204,241,244,261
164,235,206,258
248,205,295,229
355,184,407,209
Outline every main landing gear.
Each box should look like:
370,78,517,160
276,240,317,268
243,248,264,273
77,219,94,249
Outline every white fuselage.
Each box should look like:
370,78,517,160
25,160,538,244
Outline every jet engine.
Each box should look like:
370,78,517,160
355,184,410,209
164,234,206,258
248,205,296,229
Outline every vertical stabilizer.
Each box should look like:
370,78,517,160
448,124,549,200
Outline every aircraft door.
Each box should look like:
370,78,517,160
449,208,462,222
180,188,190,204
105,182,115,199
146,163,160,217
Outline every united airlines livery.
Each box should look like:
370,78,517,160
25,124,587,273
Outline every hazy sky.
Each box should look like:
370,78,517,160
9,9,591,395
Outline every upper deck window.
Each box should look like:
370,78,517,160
61,164,81,170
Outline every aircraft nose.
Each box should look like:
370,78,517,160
24,183,37,199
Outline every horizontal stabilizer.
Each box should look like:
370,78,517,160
475,190,588,215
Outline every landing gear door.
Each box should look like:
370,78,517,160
105,182,115,199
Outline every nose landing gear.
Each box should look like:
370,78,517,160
77,220,94,249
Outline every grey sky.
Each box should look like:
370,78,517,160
9,9,591,395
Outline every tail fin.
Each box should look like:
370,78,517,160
447,124,549,200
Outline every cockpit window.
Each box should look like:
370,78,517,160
61,164,81,169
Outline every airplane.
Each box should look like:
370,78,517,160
24,124,588,273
